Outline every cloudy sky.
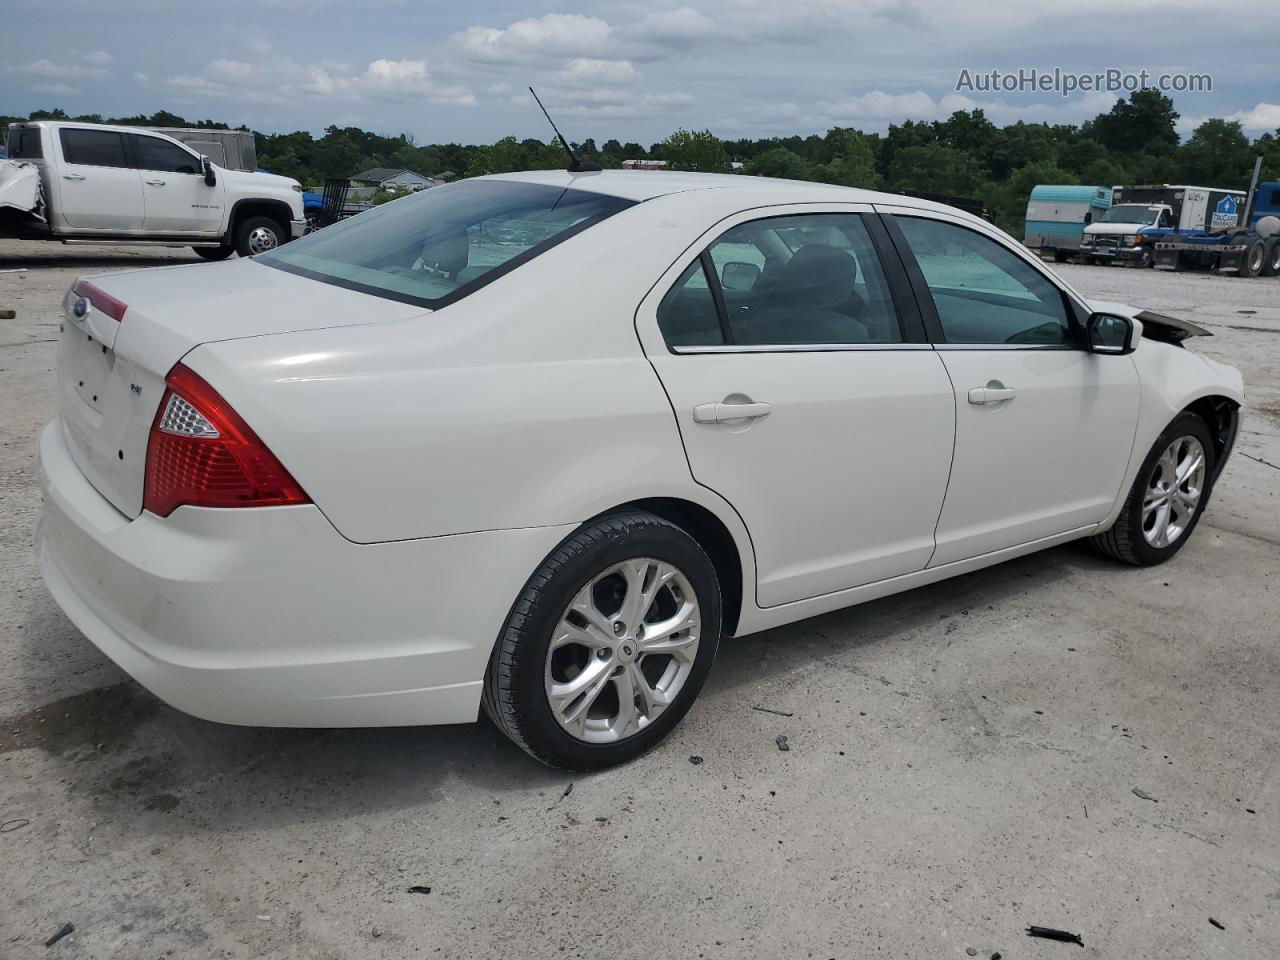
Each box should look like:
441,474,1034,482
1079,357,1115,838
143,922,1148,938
3,0,1277,144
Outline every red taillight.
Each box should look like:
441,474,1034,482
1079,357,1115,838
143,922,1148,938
71,280,127,322
143,364,310,517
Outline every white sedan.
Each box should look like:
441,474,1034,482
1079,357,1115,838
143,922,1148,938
37,171,1243,769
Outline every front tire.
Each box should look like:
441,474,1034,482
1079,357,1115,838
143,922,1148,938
193,245,234,261
483,511,722,770
234,216,285,257
1092,413,1215,566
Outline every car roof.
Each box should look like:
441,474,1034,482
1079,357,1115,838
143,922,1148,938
484,169,963,215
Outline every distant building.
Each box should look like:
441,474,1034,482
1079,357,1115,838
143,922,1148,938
349,168,439,192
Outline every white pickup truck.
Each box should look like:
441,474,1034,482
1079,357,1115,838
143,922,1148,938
0,121,305,258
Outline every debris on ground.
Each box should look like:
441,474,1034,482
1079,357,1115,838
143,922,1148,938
1209,918,1225,930
688,755,704,765
752,705,794,717
1131,787,1158,803
0,308,16,320
560,782,574,800
44,923,74,947
775,735,790,752
1026,925,1083,946
1,818,31,833
406,886,432,895
965,950,1002,959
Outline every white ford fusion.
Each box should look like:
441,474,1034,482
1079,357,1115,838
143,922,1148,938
38,170,1243,769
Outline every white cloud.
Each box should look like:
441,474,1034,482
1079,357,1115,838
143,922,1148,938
454,13,611,63
167,56,475,106
632,7,716,42
19,58,110,80
83,51,113,65
554,58,638,87
132,71,149,83
1219,102,1280,134
31,82,77,95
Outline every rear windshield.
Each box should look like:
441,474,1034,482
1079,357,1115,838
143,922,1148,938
6,127,43,159
260,180,635,308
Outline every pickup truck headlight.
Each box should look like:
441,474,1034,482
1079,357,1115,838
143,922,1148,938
290,184,303,193
1125,234,1141,246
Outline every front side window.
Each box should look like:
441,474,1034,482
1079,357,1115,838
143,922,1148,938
657,212,902,348
895,216,1072,346
260,180,634,307
59,129,130,168
131,135,199,174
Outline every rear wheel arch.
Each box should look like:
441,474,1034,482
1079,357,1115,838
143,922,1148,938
617,497,745,636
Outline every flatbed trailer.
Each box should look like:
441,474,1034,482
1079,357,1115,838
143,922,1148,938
1151,159,1280,277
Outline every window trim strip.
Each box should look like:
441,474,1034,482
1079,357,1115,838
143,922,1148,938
700,249,736,345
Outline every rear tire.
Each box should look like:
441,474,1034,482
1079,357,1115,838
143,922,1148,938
1092,412,1215,566
1262,238,1280,277
483,511,722,770
193,245,234,261
1053,250,1072,263
234,216,285,258
1238,238,1265,278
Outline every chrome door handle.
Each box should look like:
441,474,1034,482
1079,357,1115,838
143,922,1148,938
967,386,1016,405
693,401,772,423
62,173,86,181
144,179,166,186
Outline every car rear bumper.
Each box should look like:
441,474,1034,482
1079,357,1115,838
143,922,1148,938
36,419,572,728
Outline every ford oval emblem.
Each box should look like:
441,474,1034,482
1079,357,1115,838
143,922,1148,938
72,297,89,318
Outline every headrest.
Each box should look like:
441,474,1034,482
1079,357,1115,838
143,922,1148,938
775,246,858,308
419,233,469,278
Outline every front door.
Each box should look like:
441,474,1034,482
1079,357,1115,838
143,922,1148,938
129,133,225,234
54,128,144,231
639,207,956,607
883,208,1141,566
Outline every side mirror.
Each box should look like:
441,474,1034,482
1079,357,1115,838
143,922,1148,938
721,261,760,291
1086,312,1140,355
201,156,216,187
1083,211,1093,225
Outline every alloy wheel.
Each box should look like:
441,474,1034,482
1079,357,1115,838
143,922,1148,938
1142,436,1206,548
544,558,700,743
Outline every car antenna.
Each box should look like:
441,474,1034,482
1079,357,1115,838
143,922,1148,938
529,86,601,173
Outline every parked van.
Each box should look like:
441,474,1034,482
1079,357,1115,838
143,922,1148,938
1024,185,1112,262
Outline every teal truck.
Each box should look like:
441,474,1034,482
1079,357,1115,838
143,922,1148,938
1024,184,1112,262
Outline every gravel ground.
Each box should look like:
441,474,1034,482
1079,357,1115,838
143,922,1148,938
1,243,1278,959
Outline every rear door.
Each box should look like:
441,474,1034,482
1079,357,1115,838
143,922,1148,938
129,133,224,234
637,205,956,608
880,206,1140,565
54,128,144,231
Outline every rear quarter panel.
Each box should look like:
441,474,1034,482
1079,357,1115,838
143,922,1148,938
184,197,755,557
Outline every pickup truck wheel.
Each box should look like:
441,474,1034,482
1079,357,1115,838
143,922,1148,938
1238,238,1265,278
1262,238,1280,277
193,246,234,261
235,216,284,257
1053,250,1072,263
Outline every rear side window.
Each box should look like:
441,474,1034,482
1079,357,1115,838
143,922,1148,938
59,129,130,168
6,127,42,159
658,212,903,349
895,216,1071,346
131,135,199,174
260,180,634,308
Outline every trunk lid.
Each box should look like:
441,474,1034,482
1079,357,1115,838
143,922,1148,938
57,258,427,518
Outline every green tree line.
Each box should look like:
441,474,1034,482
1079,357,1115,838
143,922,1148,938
6,91,1280,237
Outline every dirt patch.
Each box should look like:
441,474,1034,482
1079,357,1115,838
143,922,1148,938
0,682,160,756
1252,398,1280,426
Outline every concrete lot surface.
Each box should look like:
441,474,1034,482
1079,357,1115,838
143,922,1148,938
1,242,1277,959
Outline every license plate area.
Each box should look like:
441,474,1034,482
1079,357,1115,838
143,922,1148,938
65,320,116,415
